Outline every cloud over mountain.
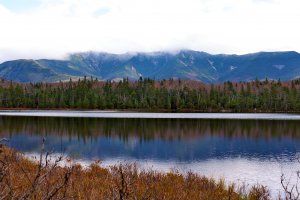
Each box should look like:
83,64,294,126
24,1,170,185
0,0,300,62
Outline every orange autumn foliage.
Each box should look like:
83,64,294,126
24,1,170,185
0,145,270,200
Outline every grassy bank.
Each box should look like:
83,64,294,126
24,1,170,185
0,145,272,200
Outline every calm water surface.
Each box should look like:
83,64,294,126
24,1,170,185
1,113,300,196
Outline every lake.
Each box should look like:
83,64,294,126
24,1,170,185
1,111,300,197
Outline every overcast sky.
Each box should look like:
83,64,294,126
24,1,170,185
0,0,299,62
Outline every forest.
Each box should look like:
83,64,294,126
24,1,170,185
0,77,300,112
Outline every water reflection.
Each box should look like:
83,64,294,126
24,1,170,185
0,116,298,160
2,116,300,196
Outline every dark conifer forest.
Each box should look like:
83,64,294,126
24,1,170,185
0,77,300,112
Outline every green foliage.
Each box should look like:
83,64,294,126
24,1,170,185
0,78,300,112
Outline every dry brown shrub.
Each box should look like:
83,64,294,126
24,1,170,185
0,145,272,200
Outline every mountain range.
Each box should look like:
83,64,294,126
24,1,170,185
1,50,300,83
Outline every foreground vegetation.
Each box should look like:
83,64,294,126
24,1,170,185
0,77,300,112
0,145,272,200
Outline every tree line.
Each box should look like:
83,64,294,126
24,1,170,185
0,77,300,112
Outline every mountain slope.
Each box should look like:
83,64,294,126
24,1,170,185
1,50,300,83
0,60,71,82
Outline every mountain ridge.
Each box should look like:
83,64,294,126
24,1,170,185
1,50,300,83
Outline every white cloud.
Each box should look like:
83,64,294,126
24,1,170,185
0,0,300,62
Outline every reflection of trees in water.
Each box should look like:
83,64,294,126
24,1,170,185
0,116,299,141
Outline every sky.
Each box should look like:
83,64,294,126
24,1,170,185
0,0,300,62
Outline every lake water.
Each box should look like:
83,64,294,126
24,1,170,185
1,112,300,197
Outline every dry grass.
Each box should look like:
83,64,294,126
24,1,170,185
0,145,271,200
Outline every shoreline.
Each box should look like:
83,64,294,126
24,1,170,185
0,109,299,120
0,107,300,113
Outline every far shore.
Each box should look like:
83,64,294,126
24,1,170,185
0,109,299,120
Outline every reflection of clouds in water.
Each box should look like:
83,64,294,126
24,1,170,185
124,137,139,150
